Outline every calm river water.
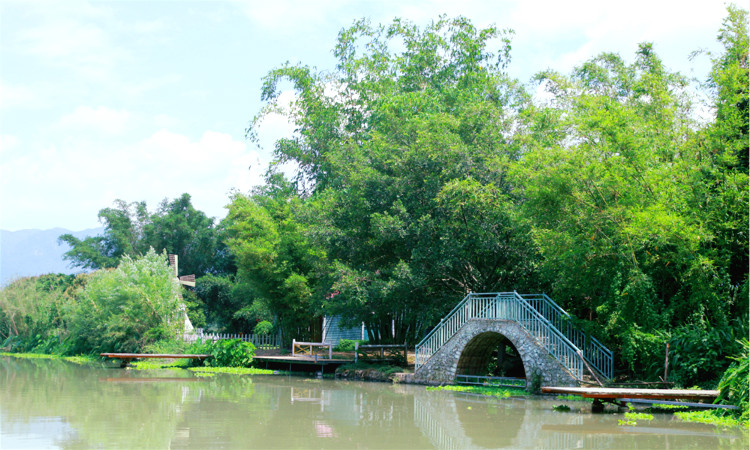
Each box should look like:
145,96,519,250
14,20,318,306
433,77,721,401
1,356,747,449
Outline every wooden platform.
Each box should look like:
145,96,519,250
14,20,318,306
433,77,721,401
542,386,719,401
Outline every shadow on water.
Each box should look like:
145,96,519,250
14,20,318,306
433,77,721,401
1,356,747,450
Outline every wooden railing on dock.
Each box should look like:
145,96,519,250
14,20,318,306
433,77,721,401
292,340,332,359
354,343,407,364
455,374,526,388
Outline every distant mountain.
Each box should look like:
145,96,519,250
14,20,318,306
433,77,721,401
0,227,104,286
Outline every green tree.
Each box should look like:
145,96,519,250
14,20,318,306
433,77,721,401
250,16,536,343
224,176,326,343
514,6,748,383
143,193,227,277
59,194,231,276
59,200,149,270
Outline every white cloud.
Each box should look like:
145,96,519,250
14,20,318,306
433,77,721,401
17,19,129,81
0,82,40,110
237,0,350,34
0,135,20,153
55,106,132,135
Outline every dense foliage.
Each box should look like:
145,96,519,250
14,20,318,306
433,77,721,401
0,274,82,353
237,7,748,390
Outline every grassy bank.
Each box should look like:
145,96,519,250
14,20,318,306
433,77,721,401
2,352,285,376
1,352,99,365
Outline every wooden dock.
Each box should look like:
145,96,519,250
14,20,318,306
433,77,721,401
542,386,721,411
542,386,719,400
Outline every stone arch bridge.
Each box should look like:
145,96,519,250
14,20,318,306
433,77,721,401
413,292,612,388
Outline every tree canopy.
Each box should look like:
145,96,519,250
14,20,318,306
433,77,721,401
236,8,748,384
59,193,230,277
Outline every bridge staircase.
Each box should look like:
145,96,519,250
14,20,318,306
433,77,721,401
414,292,612,381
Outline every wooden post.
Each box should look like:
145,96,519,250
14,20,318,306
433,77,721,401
355,342,358,364
663,342,670,383
292,339,296,357
328,343,332,360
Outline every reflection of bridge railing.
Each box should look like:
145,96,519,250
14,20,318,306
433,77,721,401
455,374,526,388
414,292,612,380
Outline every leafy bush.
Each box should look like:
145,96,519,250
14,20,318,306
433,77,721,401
618,327,668,380
190,339,256,367
0,275,78,346
669,325,739,387
716,338,749,422
333,339,364,352
253,320,273,336
67,249,183,354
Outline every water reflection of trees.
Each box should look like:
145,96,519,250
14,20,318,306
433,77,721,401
169,380,434,449
1,357,191,449
1,357,275,449
412,389,748,450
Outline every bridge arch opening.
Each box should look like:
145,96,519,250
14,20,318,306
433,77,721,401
456,332,526,379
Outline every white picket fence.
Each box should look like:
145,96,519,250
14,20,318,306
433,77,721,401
183,329,279,349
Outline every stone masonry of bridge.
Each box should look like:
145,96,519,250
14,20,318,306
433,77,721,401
413,319,578,387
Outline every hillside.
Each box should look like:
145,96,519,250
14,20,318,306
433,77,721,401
0,227,103,286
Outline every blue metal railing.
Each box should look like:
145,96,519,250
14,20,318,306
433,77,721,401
520,293,612,379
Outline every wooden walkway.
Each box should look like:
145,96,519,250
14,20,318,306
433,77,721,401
542,386,719,400
542,386,723,412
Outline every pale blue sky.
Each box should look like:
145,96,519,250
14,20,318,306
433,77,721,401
0,0,733,231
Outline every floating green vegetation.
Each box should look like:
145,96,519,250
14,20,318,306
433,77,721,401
192,372,216,378
130,360,186,371
675,410,749,429
553,404,571,412
1,352,100,366
426,385,527,398
187,366,278,376
625,412,654,421
619,412,654,426
1,352,58,359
